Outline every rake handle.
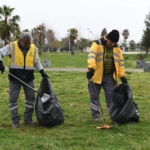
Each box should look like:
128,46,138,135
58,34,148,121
91,80,107,124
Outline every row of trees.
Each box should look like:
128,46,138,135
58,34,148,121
100,28,130,51
141,9,150,54
0,5,150,55
0,5,82,55
101,28,129,44
100,28,143,51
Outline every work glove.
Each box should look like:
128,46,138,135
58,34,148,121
120,77,128,84
0,60,5,74
39,69,49,78
86,68,95,80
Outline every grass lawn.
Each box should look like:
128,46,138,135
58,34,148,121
0,68,150,149
2,52,150,69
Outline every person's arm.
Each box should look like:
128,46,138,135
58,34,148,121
0,44,11,74
34,51,43,71
0,44,11,61
87,42,98,70
34,48,49,78
118,48,126,77
86,42,99,79
118,48,127,84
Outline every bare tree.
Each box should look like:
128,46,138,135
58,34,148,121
61,37,68,52
46,29,55,49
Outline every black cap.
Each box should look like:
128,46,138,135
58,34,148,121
107,30,119,43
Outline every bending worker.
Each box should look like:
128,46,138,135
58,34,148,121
0,32,48,128
87,29,127,123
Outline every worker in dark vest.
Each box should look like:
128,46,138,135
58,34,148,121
0,32,48,128
87,30,127,123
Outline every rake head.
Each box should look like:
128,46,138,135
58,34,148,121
97,124,113,130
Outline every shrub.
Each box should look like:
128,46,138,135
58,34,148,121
136,53,146,60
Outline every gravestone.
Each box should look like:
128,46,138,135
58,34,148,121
144,63,150,72
136,60,146,68
43,60,51,68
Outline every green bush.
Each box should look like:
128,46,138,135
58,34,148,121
136,53,146,60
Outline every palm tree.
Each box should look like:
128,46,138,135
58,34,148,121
101,28,107,37
0,5,20,45
31,23,46,55
122,29,129,50
69,28,78,55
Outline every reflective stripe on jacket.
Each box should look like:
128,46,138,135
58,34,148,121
87,37,125,84
8,41,37,70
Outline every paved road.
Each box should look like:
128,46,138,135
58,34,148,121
44,68,144,72
5,67,143,72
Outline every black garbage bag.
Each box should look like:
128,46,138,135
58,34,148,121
35,77,64,127
109,83,139,124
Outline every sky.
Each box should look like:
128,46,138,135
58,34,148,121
1,0,150,43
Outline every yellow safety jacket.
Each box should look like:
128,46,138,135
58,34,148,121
9,41,37,69
87,37,126,84
8,41,38,81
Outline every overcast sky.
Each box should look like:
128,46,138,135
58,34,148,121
1,0,150,43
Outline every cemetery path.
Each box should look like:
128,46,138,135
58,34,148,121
5,67,143,72
44,68,144,72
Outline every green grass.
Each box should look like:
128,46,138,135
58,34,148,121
2,52,150,69
0,70,150,150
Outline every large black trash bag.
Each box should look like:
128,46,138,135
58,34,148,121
35,77,64,127
109,83,139,124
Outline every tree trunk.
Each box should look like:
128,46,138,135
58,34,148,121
38,40,44,55
4,37,9,46
145,47,148,54
38,46,43,55
71,49,74,55
71,45,74,55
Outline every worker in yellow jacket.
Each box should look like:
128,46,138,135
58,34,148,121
0,32,48,128
87,30,127,123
